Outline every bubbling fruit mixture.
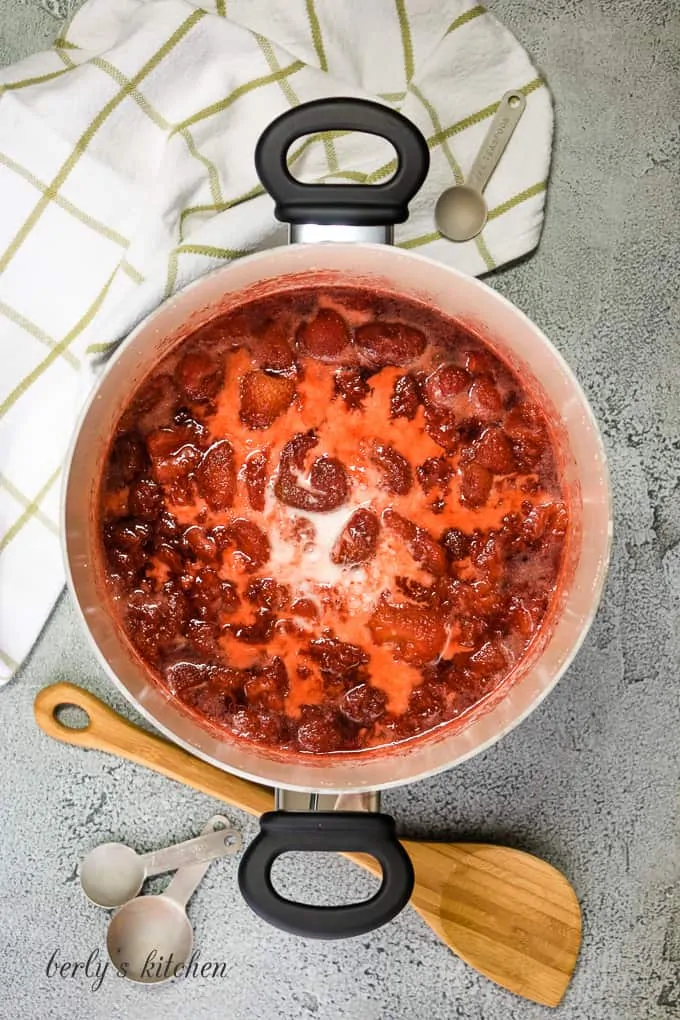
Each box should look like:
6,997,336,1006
99,285,569,755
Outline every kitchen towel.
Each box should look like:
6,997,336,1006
0,0,553,683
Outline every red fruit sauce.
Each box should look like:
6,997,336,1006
99,286,569,755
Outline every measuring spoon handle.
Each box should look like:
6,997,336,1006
162,858,212,909
162,816,232,909
467,90,526,195
142,826,241,876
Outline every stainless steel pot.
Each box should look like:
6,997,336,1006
64,99,612,939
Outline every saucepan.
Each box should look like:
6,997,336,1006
63,99,612,939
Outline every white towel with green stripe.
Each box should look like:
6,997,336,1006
0,0,553,683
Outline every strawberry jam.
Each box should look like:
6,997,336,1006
99,286,569,754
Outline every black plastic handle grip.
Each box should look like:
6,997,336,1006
238,811,414,939
255,98,430,227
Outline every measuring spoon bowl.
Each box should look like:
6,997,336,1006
435,185,488,242
435,90,526,242
81,843,147,909
107,895,193,984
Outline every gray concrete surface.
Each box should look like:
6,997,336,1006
1,2,678,1018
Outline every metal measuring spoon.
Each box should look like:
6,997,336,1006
435,90,527,242
105,815,238,984
81,815,241,908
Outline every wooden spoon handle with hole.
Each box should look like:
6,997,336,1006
34,681,274,817
34,682,581,1007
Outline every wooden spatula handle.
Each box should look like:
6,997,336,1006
34,681,273,817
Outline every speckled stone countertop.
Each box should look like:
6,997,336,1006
1,3,678,1019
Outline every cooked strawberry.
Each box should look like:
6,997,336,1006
244,657,289,712
334,367,371,410
108,431,148,487
435,663,481,715
126,584,189,662
228,608,276,643
170,409,210,444
239,371,295,429
468,640,508,678
147,437,201,486
146,418,208,484
154,542,183,574
383,508,447,575
416,456,453,493
275,433,350,513
188,567,239,616
223,518,270,572
469,375,503,417
506,594,546,638
368,441,412,495
296,308,351,361
154,510,181,546
211,664,250,694
340,683,387,725
423,405,459,452
295,708,344,753
249,320,297,374
230,705,287,744
290,597,319,620
176,350,223,402
331,508,380,566
177,684,233,723
306,636,369,676
181,525,217,562
520,502,569,545
195,440,236,510
103,283,568,758
244,449,268,511
246,577,291,611
441,527,471,562
355,321,426,367
129,477,163,519
164,660,212,694
146,428,190,461
472,426,515,474
464,349,498,375
127,374,176,422
395,576,438,605
104,519,151,577
506,403,545,433
505,403,548,470
390,373,421,419
422,364,470,408
185,618,219,656
310,457,350,508
459,462,493,508
368,597,446,665
407,682,445,721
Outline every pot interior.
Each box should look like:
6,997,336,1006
64,243,612,792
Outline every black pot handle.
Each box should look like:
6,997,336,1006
238,811,414,939
255,98,429,227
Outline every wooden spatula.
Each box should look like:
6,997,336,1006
34,682,581,1007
